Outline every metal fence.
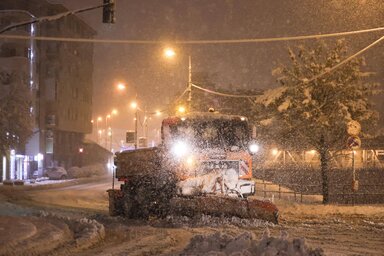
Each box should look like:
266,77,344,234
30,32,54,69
255,181,384,204
255,181,322,203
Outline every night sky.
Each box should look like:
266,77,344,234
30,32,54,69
51,0,384,133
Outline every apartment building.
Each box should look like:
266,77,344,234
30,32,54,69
0,0,95,180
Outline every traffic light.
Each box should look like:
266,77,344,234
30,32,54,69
102,0,115,24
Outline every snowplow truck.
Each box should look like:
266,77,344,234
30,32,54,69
108,111,279,223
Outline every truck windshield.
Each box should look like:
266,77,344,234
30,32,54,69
170,118,249,149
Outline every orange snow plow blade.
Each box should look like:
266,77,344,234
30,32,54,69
170,195,279,224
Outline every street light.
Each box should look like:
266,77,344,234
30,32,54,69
178,106,186,114
116,81,140,149
130,98,138,149
117,82,126,91
163,47,192,111
130,101,137,109
105,114,111,148
108,109,118,151
164,47,176,58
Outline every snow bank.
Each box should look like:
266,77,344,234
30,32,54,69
0,216,72,256
158,214,274,228
37,213,106,252
180,229,324,256
70,218,106,250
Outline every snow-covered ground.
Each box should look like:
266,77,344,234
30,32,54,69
0,176,383,255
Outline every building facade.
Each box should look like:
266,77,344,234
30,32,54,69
0,0,95,180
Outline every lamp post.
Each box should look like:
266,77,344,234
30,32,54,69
117,82,139,149
164,48,193,111
109,109,118,152
131,97,138,149
187,55,192,111
96,116,102,144
105,114,111,148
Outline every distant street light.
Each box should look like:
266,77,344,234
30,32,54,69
117,82,126,91
163,47,192,112
163,47,176,58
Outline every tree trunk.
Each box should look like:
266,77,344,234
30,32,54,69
320,135,329,204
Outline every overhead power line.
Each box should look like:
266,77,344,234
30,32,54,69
145,87,189,116
0,26,383,44
307,35,384,83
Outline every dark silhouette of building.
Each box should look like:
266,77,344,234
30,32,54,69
0,0,95,179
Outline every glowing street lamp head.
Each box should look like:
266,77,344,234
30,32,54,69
111,109,118,115
155,110,161,116
106,114,111,119
164,47,176,58
178,106,186,113
131,101,138,109
117,82,126,91
97,116,102,121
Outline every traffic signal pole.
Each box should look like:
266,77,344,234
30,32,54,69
0,1,115,34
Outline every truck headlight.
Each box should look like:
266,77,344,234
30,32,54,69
249,143,260,154
171,140,190,157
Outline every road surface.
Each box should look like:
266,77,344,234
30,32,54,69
0,176,383,255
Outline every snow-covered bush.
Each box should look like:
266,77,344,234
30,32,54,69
67,164,107,178
181,229,324,255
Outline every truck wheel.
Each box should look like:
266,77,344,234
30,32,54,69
122,194,135,218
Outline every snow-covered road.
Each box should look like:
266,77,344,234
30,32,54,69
0,177,383,255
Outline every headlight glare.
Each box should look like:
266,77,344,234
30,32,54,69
171,141,190,157
249,143,260,154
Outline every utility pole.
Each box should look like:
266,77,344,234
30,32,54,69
134,94,138,149
109,128,112,151
187,55,192,111
144,106,148,139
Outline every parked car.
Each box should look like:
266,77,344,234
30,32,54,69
45,167,68,180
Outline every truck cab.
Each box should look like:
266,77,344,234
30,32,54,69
161,112,257,197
